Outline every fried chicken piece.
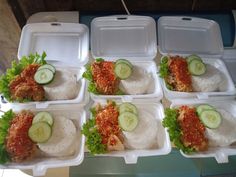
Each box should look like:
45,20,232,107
5,110,37,162
167,56,193,92
92,61,120,94
178,106,208,151
9,64,45,101
13,80,45,101
107,134,124,151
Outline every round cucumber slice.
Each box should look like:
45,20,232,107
119,112,138,131
187,54,202,63
119,103,138,115
188,59,206,76
114,62,132,80
34,68,54,84
33,112,54,126
28,122,52,143
200,110,222,129
196,104,215,115
38,64,56,74
116,59,133,68
161,55,169,61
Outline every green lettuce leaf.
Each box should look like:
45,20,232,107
0,52,47,102
162,108,194,154
159,56,169,78
81,109,106,155
0,109,15,164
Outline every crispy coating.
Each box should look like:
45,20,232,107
166,56,193,92
5,110,37,162
91,61,120,95
9,64,45,101
178,106,208,151
95,102,124,151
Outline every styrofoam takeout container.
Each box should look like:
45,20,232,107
170,99,236,163
157,16,236,100
5,22,90,108
0,104,86,176
90,15,163,102
87,99,171,163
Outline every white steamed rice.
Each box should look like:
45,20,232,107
206,109,236,147
123,109,158,149
119,66,152,95
38,116,77,156
192,64,222,92
44,68,79,100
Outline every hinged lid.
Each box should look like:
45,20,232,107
18,22,89,67
91,15,157,60
158,16,224,57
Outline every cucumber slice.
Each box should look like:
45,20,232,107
116,59,133,68
161,55,169,61
187,54,202,63
188,59,206,76
28,122,52,143
33,112,54,126
119,103,138,115
34,68,54,84
38,64,56,74
200,110,222,129
196,104,215,115
114,63,132,80
118,112,139,131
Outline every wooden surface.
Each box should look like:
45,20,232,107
0,0,20,75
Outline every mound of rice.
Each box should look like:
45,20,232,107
192,64,222,92
38,116,77,156
44,68,79,100
206,109,236,147
119,66,152,95
123,109,157,149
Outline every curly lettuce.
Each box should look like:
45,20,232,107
81,108,106,155
0,52,47,102
159,56,169,78
0,109,15,164
162,108,194,154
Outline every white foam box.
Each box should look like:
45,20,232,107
90,15,163,102
11,22,90,108
157,16,236,100
87,99,171,163
0,104,86,176
170,99,236,163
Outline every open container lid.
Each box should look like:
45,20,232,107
91,15,157,60
158,16,224,57
18,22,89,67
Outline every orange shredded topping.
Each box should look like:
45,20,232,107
178,106,208,151
167,56,193,92
95,102,122,145
91,61,119,94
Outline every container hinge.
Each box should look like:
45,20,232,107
196,93,209,100
36,102,49,109
121,96,133,102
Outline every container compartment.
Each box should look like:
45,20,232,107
161,57,236,100
85,99,171,164
90,60,163,102
89,15,162,101
171,99,236,163
0,105,86,176
6,22,90,107
158,16,236,100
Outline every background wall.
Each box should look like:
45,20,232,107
7,0,236,28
